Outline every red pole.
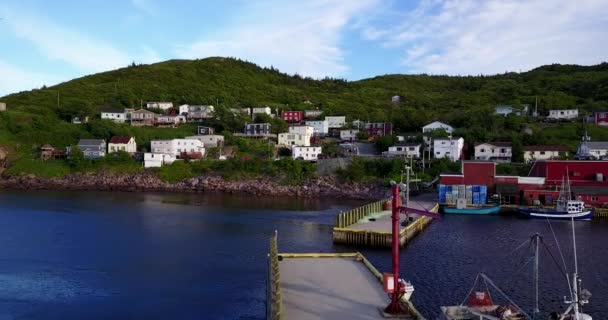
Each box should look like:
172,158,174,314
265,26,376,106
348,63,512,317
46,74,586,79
384,183,406,314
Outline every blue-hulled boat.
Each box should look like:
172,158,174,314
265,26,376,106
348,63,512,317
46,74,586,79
443,205,501,215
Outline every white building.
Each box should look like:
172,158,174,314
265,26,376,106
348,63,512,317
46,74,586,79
278,133,311,147
252,107,272,116
146,102,173,110
288,125,315,136
156,115,186,126
547,109,578,121
340,129,358,142
0,102,6,112
304,110,323,119
144,153,177,168
304,120,329,136
230,108,251,116
385,143,421,158
523,145,569,163
325,116,346,128
422,121,454,134
101,109,126,123
108,136,137,154
185,135,225,148
474,142,513,162
584,141,608,159
433,137,464,161
391,95,401,103
292,146,322,161
150,139,205,158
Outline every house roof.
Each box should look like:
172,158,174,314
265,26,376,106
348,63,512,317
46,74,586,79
423,121,452,129
523,145,569,152
133,108,157,115
41,144,54,149
475,142,512,147
586,141,608,149
109,136,133,144
393,142,421,147
434,137,462,141
100,107,123,113
78,139,105,145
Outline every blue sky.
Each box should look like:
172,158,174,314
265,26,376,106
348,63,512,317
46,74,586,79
1,0,607,96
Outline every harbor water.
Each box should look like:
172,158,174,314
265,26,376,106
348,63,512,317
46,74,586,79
0,190,606,319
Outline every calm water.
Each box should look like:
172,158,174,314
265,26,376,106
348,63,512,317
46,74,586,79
0,190,606,319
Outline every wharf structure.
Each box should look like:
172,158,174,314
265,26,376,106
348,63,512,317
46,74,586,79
333,199,438,247
267,233,425,320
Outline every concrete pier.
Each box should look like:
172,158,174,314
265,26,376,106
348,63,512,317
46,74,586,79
333,200,438,247
267,235,425,320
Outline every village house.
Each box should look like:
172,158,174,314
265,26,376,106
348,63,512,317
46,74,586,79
304,110,323,119
197,126,215,135
179,105,214,121
391,95,401,103
144,153,177,168
156,115,186,127
474,142,513,162
304,120,329,136
100,108,126,123
422,121,454,135
185,135,225,148
340,129,358,142
252,107,272,117
244,123,272,136
230,108,251,116
146,102,173,110
150,139,205,159
281,111,303,123
288,125,315,136
292,146,322,161
547,109,578,121
40,144,66,161
108,136,137,154
433,137,464,161
325,116,346,128
494,105,528,117
385,142,421,158
278,133,311,147
594,112,608,126
523,145,569,163
130,109,158,126
71,116,89,124
581,141,608,159
0,102,6,112
74,139,106,159
364,122,393,138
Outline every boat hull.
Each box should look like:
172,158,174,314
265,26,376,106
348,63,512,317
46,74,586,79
518,208,593,221
443,206,501,215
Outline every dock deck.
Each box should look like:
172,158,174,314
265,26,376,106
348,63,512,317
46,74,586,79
267,235,425,320
333,199,438,247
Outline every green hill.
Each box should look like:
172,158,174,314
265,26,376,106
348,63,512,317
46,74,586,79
1,57,608,180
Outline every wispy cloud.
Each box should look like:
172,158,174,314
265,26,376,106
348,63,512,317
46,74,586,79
176,0,379,78
362,0,608,75
0,60,61,96
131,0,157,15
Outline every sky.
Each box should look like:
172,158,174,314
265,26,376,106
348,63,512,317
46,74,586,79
0,0,607,96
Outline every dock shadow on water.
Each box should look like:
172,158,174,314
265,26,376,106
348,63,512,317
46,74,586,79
0,190,606,319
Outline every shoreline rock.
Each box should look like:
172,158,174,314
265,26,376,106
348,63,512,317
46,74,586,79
0,173,389,200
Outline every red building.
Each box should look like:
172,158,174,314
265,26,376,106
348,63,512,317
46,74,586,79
595,111,608,126
529,160,608,187
281,111,303,123
440,162,497,188
365,122,393,138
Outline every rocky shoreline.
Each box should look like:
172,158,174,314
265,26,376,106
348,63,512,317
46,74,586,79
0,172,389,200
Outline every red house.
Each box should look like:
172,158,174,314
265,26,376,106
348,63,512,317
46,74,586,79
281,111,303,123
365,122,393,138
595,112,608,126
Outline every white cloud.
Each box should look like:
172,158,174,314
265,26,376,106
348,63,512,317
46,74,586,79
364,0,608,75
0,60,62,96
176,0,379,78
131,0,157,15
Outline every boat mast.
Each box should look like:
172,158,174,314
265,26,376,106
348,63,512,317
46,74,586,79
533,233,540,319
571,217,580,319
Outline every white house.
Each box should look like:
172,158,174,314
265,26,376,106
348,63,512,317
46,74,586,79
288,125,315,136
252,107,272,116
391,95,401,103
474,142,513,162
523,145,569,163
433,137,464,161
278,133,311,147
156,115,186,126
304,120,329,136
304,110,323,119
292,146,322,161
185,135,225,148
230,108,251,116
547,109,578,121
494,105,529,117
144,153,177,168
325,116,346,128
108,136,137,154
146,102,173,110
150,139,205,158
340,129,358,142
385,143,421,158
422,121,454,134
0,102,6,112
583,141,608,159
101,109,126,123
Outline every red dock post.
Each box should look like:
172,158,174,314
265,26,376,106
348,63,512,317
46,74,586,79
384,183,407,315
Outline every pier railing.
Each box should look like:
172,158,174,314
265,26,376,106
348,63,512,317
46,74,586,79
267,234,283,320
594,207,608,219
334,199,387,228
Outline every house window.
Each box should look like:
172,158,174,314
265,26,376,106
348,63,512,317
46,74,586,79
540,151,546,155
592,196,599,201
500,148,506,153
480,149,485,153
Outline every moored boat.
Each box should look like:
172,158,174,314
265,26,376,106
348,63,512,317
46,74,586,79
443,205,501,215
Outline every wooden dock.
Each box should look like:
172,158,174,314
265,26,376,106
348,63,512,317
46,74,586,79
267,234,425,320
333,199,438,247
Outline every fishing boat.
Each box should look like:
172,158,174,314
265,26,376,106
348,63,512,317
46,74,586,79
519,174,593,221
443,205,501,215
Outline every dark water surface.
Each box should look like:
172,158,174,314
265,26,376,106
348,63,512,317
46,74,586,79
0,190,606,319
